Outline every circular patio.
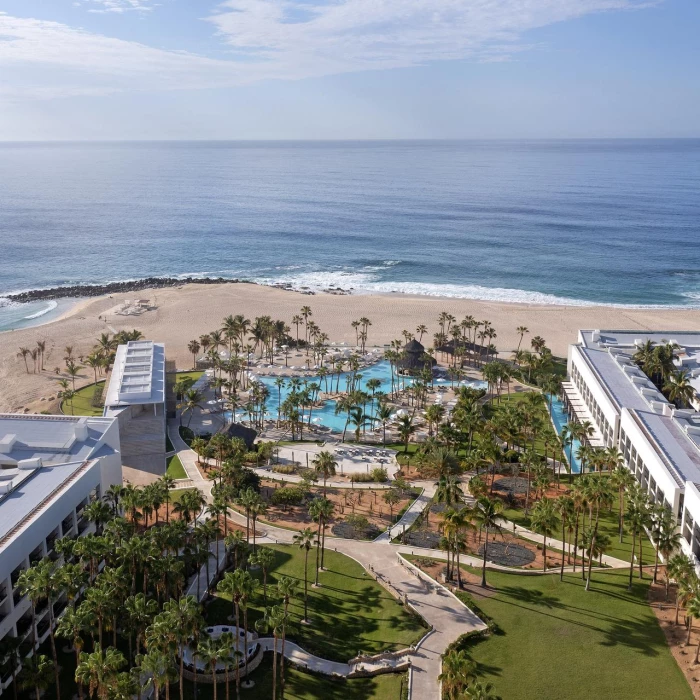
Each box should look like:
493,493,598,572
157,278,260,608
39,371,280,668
492,477,529,496
478,541,535,567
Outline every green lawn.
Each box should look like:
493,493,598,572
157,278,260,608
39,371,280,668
168,370,204,388
61,380,105,416
410,559,691,700
166,454,188,479
183,655,406,700
208,544,426,662
501,489,656,565
170,487,196,503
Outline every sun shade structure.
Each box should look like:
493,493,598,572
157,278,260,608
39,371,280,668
104,340,167,479
397,338,436,375
104,340,165,407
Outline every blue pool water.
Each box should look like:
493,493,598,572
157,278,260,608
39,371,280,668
232,360,487,433
547,393,583,474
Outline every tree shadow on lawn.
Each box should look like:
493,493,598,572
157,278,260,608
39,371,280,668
492,589,609,635
599,618,663,657
466,634,503,678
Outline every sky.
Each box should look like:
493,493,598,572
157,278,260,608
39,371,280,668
0,0,698,139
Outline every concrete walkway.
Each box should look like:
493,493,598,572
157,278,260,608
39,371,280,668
258,639,351,676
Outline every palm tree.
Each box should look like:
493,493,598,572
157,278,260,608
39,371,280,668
76,644,127,700
0,637,20,700
275,577,299,695
18,654,53,700
56,606,90,700
626,490,650,590
293,528,316,622
17,346,30,373
197,635,225,700
531,498,558,572
654,510,682,585
465,680,500,700
516,326,529,352
312,451,337,495
255,606,285,700
348,405,370,442
217,569,254,698
472,496,503,587
178,388,204,427
687,594,700,658
308,497,334,582
397,414,416,453
438,649,476,700
376,403,393,445
137,650,173,700
664,369,696,407
125,593,158,664
555,495,574,580
668,554,696,620
188,339,201,368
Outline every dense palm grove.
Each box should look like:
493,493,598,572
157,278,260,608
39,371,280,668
0,459,326,700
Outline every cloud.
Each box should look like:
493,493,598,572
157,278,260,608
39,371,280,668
0,1,657,101
78,0,156,13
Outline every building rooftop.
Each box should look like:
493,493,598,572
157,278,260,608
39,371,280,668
578,346,652,413
628,409,700,489
0,414,117,514
0,415,115,468
104,340,165,407
0,459,93,549
580,330,700,403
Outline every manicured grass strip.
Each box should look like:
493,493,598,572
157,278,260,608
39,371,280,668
166,434,175,452
61,381,105,416
166,454,187,479
182,654,406,700
208,544,426,662
454,566,692,700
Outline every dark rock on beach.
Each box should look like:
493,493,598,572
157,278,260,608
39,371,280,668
6,276,241,303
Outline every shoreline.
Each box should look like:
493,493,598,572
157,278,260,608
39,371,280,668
1,280,700,415
3,274,700,311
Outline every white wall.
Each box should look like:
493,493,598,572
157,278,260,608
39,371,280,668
619,409,682,516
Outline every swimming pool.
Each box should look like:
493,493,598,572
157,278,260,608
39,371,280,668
231,360,487,434
547,393,583,474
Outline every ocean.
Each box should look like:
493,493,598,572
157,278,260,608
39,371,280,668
1,140,699,331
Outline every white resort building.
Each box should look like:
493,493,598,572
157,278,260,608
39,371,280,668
104,340,166,481
564,330,700,565
0,414,122,692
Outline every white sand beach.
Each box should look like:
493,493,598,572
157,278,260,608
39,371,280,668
1,281,699,413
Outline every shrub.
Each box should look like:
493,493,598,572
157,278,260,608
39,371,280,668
370,467,388,482
243,451,259,464
272,465,297,475
270,487,305,510
179,426,195,446
351,473,375,483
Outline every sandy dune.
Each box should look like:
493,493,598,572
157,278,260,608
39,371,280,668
1,282,699,412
